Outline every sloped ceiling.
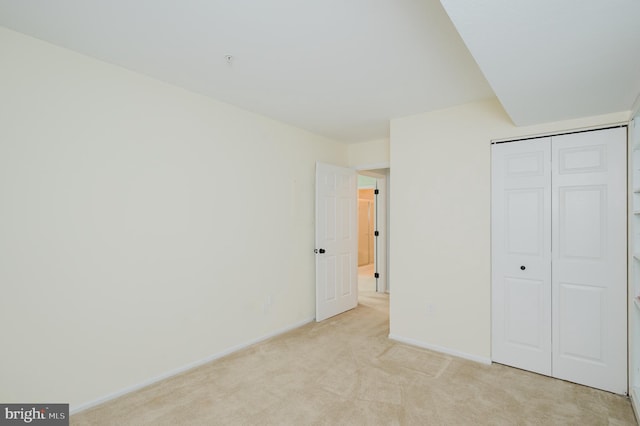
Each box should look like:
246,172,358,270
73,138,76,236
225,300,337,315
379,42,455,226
440,0,640,126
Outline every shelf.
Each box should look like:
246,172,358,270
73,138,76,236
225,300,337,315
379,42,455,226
629,118,640,409
630,115,640,416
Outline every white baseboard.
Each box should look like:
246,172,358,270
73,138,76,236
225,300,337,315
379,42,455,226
388,334,492,365
70,317,314,415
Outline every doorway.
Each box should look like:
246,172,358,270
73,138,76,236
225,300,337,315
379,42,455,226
356,168,390,295
314,162,389,322
358,182,376,293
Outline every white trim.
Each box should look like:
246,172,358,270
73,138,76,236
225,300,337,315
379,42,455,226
388,334,492,365
70,317,314,415
491,121,628,144
354,162,390,171
373,176,388,293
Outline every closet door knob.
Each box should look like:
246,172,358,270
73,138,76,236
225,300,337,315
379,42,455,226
520,265,526,270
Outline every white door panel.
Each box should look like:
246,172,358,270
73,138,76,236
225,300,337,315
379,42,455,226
551,128,627,394
315,162,357,322
503,276,545,348
558,185,606,259
492,138,552,375
505,189,545,255
557,282,605,362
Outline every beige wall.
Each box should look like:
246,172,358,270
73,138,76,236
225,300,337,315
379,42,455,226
0,27,347,410
348,138,390,167
389,97,629,361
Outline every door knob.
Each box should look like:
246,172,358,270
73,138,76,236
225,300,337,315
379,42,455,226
315,248,326,254
520,265,526,270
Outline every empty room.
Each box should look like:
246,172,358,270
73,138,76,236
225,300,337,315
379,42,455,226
1,0,639,424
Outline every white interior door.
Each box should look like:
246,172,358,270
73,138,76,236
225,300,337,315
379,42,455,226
315,162,357,322
551,128,627,394
492,138,552,375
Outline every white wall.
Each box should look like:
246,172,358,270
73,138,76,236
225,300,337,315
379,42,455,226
0,27,347,409
348,138,389,168
389,97,629,361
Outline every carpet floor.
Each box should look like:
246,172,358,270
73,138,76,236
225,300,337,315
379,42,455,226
71,290,636,425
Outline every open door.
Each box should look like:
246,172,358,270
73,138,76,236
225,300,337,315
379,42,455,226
315,162,358,322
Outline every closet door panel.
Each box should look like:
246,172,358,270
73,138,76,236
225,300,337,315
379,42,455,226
551,127,627,394
492,138,552,375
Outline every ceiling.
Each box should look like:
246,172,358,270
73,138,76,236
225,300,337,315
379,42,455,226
0,1,638,143
440,0,640,126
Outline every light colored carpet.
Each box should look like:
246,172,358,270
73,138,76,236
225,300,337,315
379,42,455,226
71,291,636,425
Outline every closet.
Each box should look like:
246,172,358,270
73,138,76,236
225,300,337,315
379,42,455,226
491,127,627,394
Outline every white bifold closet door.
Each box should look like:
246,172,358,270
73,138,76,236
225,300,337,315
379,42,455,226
492,137,553,376
491,127,627,394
